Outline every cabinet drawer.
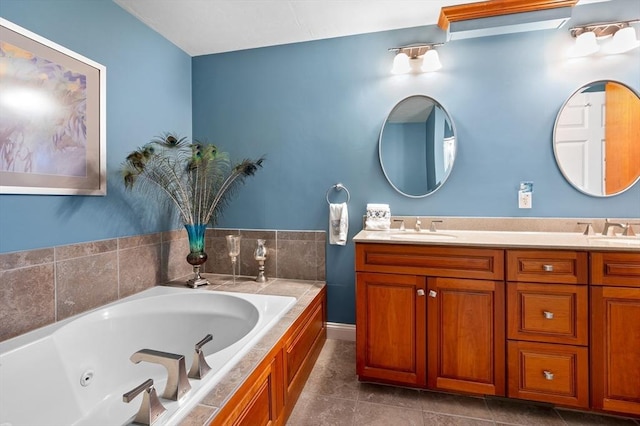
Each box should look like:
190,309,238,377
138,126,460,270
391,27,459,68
507,283,588,345
507,250,587,284
507,341,588,408
356,243,504,280
591,252,640,287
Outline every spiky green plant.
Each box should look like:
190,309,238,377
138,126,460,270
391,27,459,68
121,132,263,226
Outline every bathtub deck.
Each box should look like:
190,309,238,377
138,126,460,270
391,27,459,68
163,275,326,425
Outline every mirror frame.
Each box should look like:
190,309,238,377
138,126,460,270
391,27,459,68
378,95,457,198
552,80,640,197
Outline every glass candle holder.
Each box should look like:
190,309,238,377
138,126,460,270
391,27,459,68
254,239,267,283
226,235,241,284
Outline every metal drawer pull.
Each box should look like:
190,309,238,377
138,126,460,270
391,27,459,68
543,264,554,272
429,290,437,298
543,370,554,380
543,311,554,319
417,289,425,296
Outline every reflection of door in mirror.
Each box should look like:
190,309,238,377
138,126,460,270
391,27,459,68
555,89,605,194
555,81,640,196
605,82,640,194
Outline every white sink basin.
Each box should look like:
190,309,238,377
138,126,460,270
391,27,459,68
389,232,458,241
588,236,640,246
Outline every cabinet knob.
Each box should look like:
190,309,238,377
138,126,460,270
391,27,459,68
428,290,437,298
543,370,554,380
417,289,425,296
542,264,554,272
543,311,554,319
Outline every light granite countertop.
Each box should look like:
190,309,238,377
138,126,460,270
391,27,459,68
353,229,640,251
162,275,326,426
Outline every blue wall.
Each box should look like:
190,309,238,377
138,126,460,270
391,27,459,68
0,0,192,253
192,0,640,324
1,0,638,325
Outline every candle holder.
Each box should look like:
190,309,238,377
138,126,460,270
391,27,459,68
254,239,267,283
225,235,241,284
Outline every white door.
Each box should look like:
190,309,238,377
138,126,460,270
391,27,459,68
555,91,606,195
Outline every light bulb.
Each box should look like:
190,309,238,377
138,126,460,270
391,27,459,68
569,31,599,57
421,50,442,72
606,26,640,54
391,52,411,74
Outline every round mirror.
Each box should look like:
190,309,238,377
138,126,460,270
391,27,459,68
379,95,456,198
553,80,640,197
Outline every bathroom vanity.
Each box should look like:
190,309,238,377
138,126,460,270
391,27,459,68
354,226,640,417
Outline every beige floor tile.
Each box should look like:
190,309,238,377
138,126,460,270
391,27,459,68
287,393,356,426
355,401,424,426
357,382,423,410
556,409,640,425
420,390,493,420
487,399,565,425
290,340,640,426
424,412,495,425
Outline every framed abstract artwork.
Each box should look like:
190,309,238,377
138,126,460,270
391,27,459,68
0,18,106,195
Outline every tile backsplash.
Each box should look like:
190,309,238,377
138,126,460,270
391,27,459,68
0,228,325,342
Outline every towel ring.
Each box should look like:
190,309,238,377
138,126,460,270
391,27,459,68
326,183,350,204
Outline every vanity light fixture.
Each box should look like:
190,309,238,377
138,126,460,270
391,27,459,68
389,44,443,74
569,20,640,57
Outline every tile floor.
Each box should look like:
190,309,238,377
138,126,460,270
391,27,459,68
287,339,640,426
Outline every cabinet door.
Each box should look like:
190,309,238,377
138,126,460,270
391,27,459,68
427,277,505,396
591,286,640,416
356,272,427,387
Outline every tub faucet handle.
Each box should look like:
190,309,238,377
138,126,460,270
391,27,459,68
122,378,166,426
188,334,213,379
130,349,191,401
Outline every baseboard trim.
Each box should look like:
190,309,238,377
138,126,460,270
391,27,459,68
326,322,356,341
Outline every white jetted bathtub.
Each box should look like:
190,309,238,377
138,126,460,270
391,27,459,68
0,286,296,426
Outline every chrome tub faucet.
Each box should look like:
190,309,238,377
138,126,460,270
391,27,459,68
122,378,166,426
188,334,213,379
130,349,191,401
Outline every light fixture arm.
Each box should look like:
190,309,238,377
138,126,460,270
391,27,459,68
388,43,444,59
569,20,639,38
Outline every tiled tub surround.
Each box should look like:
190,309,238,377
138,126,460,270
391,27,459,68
0,228,325,342
163,276,326,426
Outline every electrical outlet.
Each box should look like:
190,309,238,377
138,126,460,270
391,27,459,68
519,191,532,209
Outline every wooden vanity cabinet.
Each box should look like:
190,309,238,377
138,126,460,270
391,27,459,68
590,252,640,416
506,250,589,409
355,243,505,395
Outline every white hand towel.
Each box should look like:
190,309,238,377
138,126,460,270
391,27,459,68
365,203,391,230
329,202,348,245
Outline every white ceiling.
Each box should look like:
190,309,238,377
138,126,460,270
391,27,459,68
114,0,609,57
113,0,484,56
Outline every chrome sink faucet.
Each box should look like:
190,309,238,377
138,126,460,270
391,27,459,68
130,349,191,401
393,219,406,231
415,217,421,232
602,219,628,236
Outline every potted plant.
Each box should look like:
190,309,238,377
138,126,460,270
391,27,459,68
121,132,263,287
